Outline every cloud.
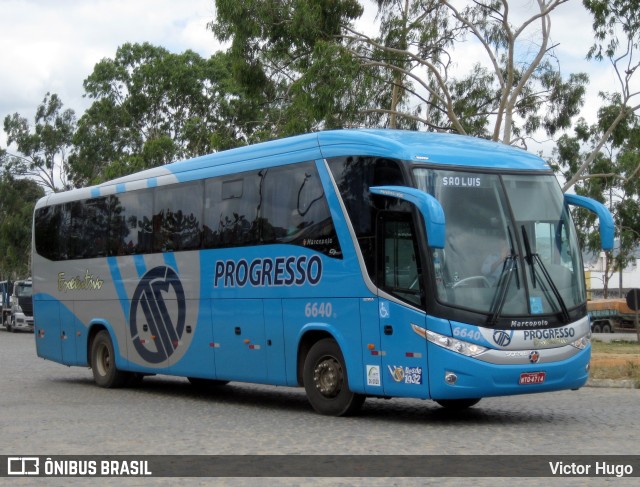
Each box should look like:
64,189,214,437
0,0,219,141
1,0,635,156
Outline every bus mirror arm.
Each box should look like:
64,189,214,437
564,194,615,250
370,186,446,249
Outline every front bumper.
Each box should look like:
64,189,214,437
428,342,590,400
12,313,34,332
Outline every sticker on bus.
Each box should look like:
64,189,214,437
366,365,381,386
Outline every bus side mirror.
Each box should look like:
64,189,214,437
564,193,614,250
370,186,446,249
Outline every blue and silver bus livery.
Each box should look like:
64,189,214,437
32,129,613,416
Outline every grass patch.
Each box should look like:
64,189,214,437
590,339,640,383
591,340,640,355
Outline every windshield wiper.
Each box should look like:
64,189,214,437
487,229,518,327
521,226,570,323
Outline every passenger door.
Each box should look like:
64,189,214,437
377,212,429,398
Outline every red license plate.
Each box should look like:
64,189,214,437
519,371,546,385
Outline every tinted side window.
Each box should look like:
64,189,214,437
262,162,342,258
84,198,110,258
379,212,423,307
34,205,62,260
34,162,344,261
327,157,406,277
154,182,203,252
109,190,153,255
65,198,109,259
203,172,262,248
57,203,74,260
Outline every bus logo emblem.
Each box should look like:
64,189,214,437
493,329,513,347
388,365,405,382
129,266,186,363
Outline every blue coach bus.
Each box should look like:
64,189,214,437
32,129,613,416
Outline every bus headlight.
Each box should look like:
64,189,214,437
570,336,590,350
426,330,487,357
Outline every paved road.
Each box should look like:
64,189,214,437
1,331,639,486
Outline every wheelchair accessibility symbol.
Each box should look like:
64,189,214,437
379,301,390,319
129,266,186,363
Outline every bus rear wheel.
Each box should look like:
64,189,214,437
91,330,128,388
303,338,365,416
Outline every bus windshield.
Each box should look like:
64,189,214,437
413,169,585,320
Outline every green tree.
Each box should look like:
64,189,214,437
0,173,44,278
210,0,382,136
553,105,640,297
562,0,640,191
211,0,588,146
550,0,640,298
2,93,76,192
350,0,589,144
70,43,259,185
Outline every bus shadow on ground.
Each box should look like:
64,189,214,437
54,374,576,426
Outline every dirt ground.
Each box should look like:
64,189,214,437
591,353,640,368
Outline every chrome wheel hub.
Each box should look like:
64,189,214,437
313,357,343,398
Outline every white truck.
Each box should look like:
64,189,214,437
0,280,12,328
6,279,34,333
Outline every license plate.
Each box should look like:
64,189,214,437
519,371,546,385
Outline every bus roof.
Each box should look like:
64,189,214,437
37,129,551,207
317,129,548,169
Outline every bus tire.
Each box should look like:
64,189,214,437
91,330,128,388
435,398,481,410
303,338,365,416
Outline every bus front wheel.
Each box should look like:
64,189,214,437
91,330,128,388
303,338,365,416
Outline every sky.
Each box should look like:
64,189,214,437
0,0,218,124
0,0,626,156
